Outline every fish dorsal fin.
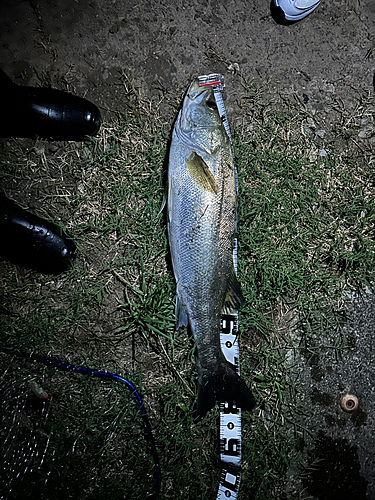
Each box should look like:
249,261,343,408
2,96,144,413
185,151,218,194
223,266,246,314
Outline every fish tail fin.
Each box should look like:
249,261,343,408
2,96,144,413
197,360,256,418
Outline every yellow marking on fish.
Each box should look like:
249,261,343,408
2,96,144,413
185,151,218,195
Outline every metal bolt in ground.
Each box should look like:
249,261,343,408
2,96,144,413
340,394,359,412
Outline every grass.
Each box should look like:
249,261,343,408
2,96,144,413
236,137,375,346
0,76,374,499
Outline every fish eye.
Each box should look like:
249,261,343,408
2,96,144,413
206,100,217,110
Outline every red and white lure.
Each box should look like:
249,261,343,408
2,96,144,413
29,379,50,400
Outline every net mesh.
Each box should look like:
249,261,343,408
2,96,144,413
0,353,156,500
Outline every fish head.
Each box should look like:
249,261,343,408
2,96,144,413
179,79,224,136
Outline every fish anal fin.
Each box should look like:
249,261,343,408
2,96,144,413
175,295,188,330
185,151,218,194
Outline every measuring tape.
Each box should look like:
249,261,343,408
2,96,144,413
198,74,242,500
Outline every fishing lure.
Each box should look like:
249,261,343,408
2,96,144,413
29,379,50,400
0,195,76,274
0,68,101,140
0,345,161,492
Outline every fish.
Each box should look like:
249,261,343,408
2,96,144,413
167,79,256,417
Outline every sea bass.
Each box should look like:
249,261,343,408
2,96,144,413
167,79,255,417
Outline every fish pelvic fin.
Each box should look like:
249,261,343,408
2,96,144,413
157,190,167,218
223,266,246,314
197,360,256,418
157,178,171,220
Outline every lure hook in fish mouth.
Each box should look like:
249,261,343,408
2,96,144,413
186,79,213,101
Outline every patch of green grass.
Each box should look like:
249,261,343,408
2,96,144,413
231,96,375,497
154,381,221,499
235,124,375,345
115,265,176,343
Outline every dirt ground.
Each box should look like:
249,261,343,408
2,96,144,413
0,0,375,499
1,0,374,129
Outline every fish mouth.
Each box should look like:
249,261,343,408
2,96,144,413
187,79,212,101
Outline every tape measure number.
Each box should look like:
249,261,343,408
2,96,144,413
198,73,242,500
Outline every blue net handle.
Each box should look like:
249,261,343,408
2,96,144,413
0,345,161,493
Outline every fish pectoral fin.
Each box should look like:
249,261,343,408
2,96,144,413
185,151,218,194
175,295,189,330
223,266,246,313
